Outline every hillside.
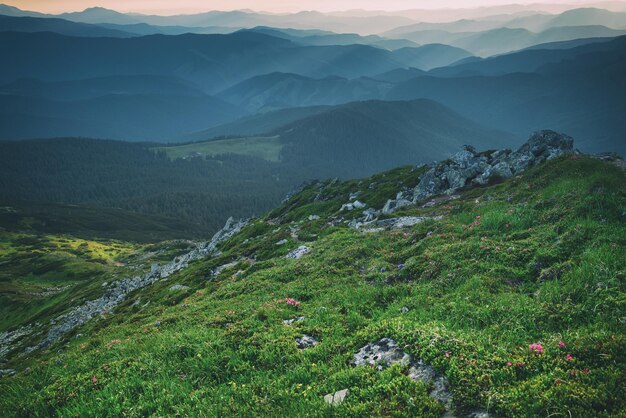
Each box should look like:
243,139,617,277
274,99,517,177
174,99,519,178
1,131,624,416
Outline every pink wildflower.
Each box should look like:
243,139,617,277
558,340,565,349
92,376,98,385
507,361,512,367
529,343,545,354
566,353,573,362
444,351,451,358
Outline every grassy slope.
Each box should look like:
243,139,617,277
156,136,283,162
1,156,624,417
0,230,201,334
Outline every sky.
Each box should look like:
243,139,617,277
6,0,608,14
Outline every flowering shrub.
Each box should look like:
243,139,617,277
284,298,301,307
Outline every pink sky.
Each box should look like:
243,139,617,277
6,0,607,14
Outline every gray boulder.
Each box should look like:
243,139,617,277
324,388,349,405
296,334,318,349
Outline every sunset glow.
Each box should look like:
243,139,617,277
5,0,609,14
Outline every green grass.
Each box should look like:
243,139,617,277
157,136,283,162
0,232,201,334
0,156,624,417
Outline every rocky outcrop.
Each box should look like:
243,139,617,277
0,369,16,377
0,325,33,361
383,130,575,213
20,217,248,355
353,338,411,370
354,338,491,417
286,246,312,259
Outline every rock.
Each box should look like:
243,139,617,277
362,208,379,222
0,325,33,360
341,200,366,212
0,369,16,376
308,215,320,221
283,316,305,325
286,246,312,260
382,197,413,214
212,262,237,276
474,161,513,185
353,338,411,368
354,339,491,418
324,388,349,405
349,191,361,200
399,306,410,313
276,239,288,245
359,216,443,231
407,130,575,205
296,334,318,349
169,285,189,291
409,361,453,409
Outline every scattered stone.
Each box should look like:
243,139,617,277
0,369,16,376
308,215,320,221
324,388,349,405
399,306,410,313
286,246,312,259
341,200,366,212
283,316,305,325
354,216,443,231
296,334,318,349
276,239,288,245
169,285,190,291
